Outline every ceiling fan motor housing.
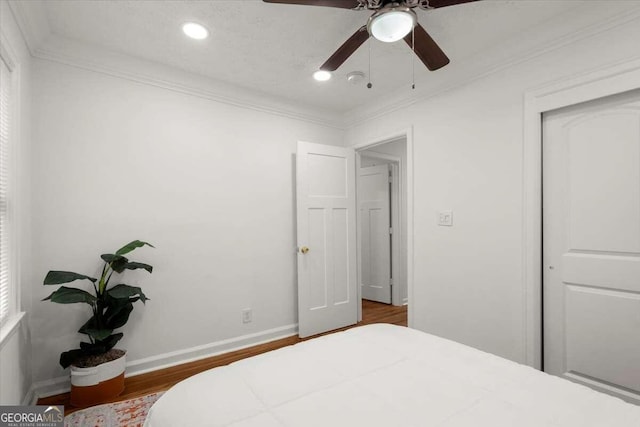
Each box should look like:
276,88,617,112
367,4,418,42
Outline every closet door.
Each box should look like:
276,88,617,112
543,91,640,404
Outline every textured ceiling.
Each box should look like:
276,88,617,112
41,0,585,113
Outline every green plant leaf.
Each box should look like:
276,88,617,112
44,271,97,285
78,315,113,341
115,240,155,256
42,286,96,305
78,316,98,335
97,333,123,353
125,262,153,274
76,333,124,358
106,293,134,306
101,254,122,263
108,284,148,303
83,328,113,341
60,349,84,369
80,341,109,356
101,254,128,273
107,303,134,330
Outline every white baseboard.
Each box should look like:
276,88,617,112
33,323,298,400
126,323,298,376
21,385,36,406
31,376,70,400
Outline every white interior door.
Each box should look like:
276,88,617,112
296,141,357,338
359,164,392,304
543,91,640,404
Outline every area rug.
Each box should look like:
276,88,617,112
64,391,164,427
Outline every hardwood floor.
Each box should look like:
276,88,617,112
38,300,407,414
360,299,407,326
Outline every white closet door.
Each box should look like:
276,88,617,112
543,91,640,404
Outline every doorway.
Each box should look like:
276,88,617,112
357,138,408,323
295,130,414,337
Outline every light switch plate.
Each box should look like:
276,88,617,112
438,210,453,226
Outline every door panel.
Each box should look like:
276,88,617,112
565,285,640,391
566,113,640,252
543,91,640,404
332,208,350,304
307,208,327,309
296,142,357,338
359,164,391,304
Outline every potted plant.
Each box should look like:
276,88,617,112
43,240,154,407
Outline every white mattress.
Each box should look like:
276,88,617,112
144,324,640,427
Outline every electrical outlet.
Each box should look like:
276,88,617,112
242,308,252,324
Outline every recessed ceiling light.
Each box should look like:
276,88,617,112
313,70,332,82
182,22,209,40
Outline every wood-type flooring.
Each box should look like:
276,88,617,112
38,300,407,414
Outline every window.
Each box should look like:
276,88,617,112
0,52,13,326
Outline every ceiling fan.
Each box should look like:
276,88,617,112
263,0,479,72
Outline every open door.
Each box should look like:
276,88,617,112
296,141,357,338
358,164,392,304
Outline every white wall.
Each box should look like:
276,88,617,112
0,0,33,405
0,320,31,404
345,15,640,363
30,58,343,387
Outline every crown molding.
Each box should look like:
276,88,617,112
344,3,640,127
33,37,346,130
32,39,346,129
11,0,640,132
8,0,345,130
6,0,50,56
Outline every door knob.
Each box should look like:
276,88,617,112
300,246,310,254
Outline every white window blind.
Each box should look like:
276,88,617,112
0,56,12,326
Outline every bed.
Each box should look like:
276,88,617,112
144,324,640,427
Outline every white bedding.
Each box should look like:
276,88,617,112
144,324,640,427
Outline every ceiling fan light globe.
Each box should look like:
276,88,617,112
369,10,416,43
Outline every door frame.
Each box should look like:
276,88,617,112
523,57,640,369
352,127,414,325
357,152,403,306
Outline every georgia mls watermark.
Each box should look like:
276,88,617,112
0,406,63,427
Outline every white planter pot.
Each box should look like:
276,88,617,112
70,351,126,407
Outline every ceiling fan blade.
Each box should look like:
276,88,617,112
425,0,480,8
404,23,449,71
320,26,369,71
262,0,361,9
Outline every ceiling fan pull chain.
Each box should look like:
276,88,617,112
367,38,373,89
411,26,415,90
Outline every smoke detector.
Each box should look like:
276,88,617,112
346,71,366,85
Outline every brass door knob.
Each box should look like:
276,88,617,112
300,246,310,254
